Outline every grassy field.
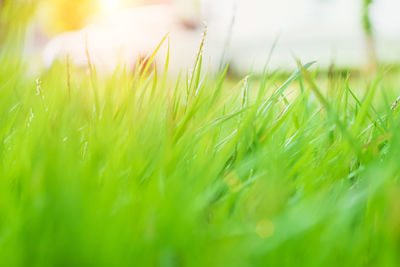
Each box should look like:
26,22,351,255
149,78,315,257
3,6,400,267
1,46,400,266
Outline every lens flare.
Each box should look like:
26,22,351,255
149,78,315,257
100,0,124,14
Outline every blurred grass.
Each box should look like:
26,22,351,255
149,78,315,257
2,2,400,267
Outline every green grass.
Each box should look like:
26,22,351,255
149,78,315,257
3,13,400,267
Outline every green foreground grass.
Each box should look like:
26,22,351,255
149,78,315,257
2,41,400,266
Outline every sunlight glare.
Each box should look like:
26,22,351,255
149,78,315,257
100,0,124,15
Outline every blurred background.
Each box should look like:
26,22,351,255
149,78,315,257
1,0,400,74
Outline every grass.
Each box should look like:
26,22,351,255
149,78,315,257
3,8,400,267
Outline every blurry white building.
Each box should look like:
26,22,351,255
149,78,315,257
225,0,400,72
41,0,400,74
